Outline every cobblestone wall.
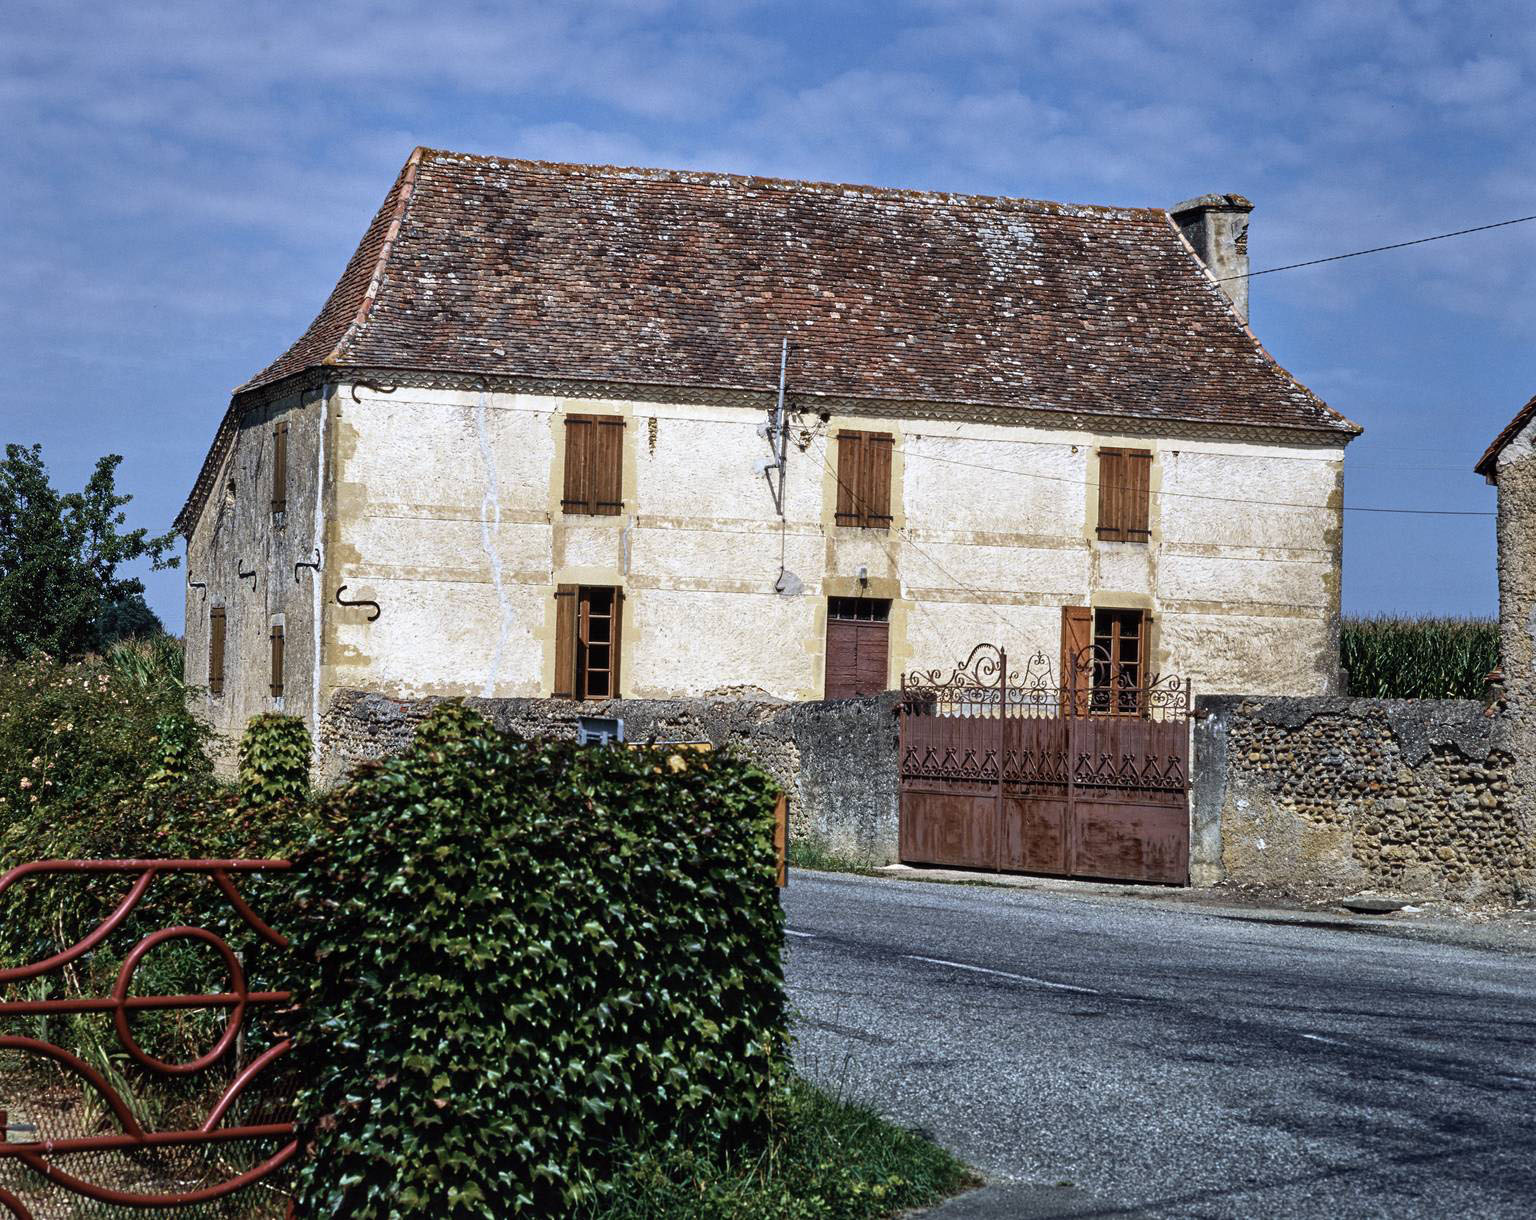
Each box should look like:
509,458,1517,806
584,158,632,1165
317,689,902,862
1194,696,1531,902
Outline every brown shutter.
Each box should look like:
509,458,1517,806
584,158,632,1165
835,431,861,525
855,621,890,694
209,608,226,696
1127,450,1152,538
1061,605,1093,714
866,433,894,528
271,420,289,514
825,617,860,698
562,417,593,514
269,624,285,698
1097,448,1151,541
594,417,625,516
553,585,578,697
609,588,624,697
1097,449,1124,541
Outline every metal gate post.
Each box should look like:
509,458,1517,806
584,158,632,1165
1066,679,1078,877
995,648,1006,873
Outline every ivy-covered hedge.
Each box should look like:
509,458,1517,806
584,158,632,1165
289,703,787,1217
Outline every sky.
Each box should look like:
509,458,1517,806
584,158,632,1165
3,0,1533,631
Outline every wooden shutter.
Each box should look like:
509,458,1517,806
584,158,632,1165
835,431,894,528
269,624,284,698
563,415,624,515
1097,448,1151,541
271,420,288,514
553,585,578,697
835,432,861,525
865,433,893,527
209,608,226,696
594,418,624,516
1061,605,1093,714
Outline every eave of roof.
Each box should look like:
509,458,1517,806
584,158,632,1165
1475,392,1536,482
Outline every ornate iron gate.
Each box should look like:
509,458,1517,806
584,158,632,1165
0,859,296,1218
898,644,1191,884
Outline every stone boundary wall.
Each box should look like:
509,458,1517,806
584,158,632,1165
1193,696,1531,902
317,689,902,862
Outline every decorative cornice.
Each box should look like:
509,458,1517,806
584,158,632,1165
176,365,1356,535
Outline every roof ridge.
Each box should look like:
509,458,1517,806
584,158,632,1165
1475,390,1536,479
326,146,425,366
413,145,1168,222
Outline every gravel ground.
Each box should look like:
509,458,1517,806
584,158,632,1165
784,869,1536,1219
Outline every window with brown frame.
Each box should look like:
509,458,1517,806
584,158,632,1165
834,430,894,528
825,597,890,698
1092,608,1148,715
271,420,289,515
562,414,625,516
554,585,623,700
208,607,226,696
269,624,285,698
1096,448,1152,542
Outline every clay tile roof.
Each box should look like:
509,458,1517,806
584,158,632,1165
181,148,1359,531
1475,392,1536,481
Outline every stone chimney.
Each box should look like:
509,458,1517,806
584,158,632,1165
1171,193,1254,323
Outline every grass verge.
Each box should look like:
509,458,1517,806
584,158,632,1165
787,837,882,875
588,1074,976,1219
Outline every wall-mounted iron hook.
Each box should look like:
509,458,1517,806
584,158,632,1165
294,548,322,583
187,577,207,602
336,585,381,622
237,562,257,591
350,380,397,403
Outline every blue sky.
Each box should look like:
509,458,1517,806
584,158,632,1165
4,0,1532,629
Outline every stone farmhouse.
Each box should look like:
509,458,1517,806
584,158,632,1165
177,147,1360,744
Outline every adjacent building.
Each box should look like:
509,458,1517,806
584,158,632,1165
177,148,1359,743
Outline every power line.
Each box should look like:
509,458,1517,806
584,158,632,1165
1218,212,1536,284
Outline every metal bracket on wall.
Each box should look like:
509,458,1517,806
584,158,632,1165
350,380,397,403
187,577,207,601
335,585,381,622
293,548,322,583
237,562,257,591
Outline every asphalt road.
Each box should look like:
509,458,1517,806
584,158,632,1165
784,871,1536,1219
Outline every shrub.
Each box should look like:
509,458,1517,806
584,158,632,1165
238,713,312,807
1340,616,1500,698
288,703,787,1218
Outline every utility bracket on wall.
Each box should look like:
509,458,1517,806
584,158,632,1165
757,338,790,516
335,585,381,622
294,548,322,583
236,562,257,591
187,577,207,602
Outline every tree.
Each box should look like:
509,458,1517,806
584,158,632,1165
0,444,178,660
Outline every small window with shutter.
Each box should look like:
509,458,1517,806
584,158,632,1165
209,607,226,697
562,415,625,516
554,585,623,700
1096,448,1152,542
825,597,891,698
269,624,285,699
1063,605,1151,716
271,420,289,515
834,431,894,528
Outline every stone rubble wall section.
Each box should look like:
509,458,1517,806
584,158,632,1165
1194,695,1531,902
317,688,902,863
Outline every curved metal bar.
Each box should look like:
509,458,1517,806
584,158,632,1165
18,1140,298,1208
293,547,322,584
0,868,155,984
202,1039,294,1133
0,1186,35,1220
211,871,290,948
111,927,247,1076
0,1036,146,1139
335,585,381,621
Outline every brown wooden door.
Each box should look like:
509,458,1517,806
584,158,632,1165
826,618,889,698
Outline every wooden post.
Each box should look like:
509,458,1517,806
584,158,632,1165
774,792,788,888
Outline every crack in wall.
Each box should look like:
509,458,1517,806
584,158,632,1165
475,392,515,697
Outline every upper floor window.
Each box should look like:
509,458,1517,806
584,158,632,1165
554,585,623,700
562,414,625,516
208,607,226,697
271,420,289,515
834,430,894,529
269,623,285,699
1096,447,1152,542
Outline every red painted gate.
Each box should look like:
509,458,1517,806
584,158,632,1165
898,644,1191,884
0,859,296,1218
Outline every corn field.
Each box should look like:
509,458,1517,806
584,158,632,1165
1340,616,1500,699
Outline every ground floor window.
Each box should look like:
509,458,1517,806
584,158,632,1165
555,585,623,700
1092,607,1147,714
825,597,891,699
